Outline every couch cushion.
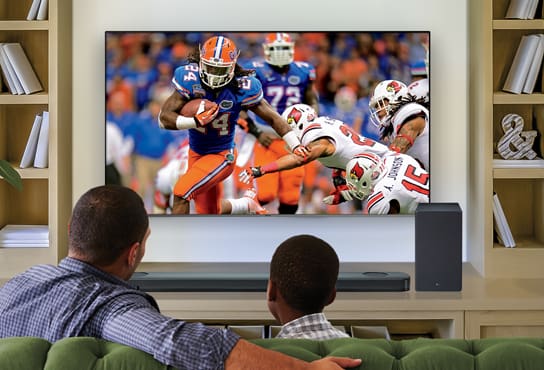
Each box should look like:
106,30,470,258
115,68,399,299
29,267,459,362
0,337,51,370
44,337,173,370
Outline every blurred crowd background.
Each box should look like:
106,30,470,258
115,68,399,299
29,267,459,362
105,32,429,213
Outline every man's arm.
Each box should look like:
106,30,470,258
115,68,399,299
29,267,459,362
250,99,292,137
158,91,218,130
389,115,425,153
239,138,333,183
226,339,362,370
304,80,319,114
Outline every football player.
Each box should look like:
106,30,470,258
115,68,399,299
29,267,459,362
369,79,430,170
158,35,308,214
241,33,319,214
344,152,429,214
239,104,393,207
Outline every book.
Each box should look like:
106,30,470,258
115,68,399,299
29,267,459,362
2,43,43,94
522,34,544,93
503,34,540,94
37,0,48,20
0,43,24,95
0,47,18,94
26,0,41,20
0,224,49,248
492,193,516,247
19,114,42,168
34,111,49,168
527,0,539,19
493,157,544,168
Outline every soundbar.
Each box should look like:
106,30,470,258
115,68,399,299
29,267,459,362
129,271,410,292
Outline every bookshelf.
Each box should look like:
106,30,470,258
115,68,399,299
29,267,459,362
469,0,544,277
0,0,71,278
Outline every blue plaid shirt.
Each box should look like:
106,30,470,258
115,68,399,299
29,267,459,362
276,313,350,340
0,257,240,369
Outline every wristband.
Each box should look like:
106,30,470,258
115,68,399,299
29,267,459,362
176,115,197,130
396,133,415,147
282,130,301,151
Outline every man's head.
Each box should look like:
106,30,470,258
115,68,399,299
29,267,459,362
263,33,295,67
199,35,239,89
268,234,339,322
68,185,149,275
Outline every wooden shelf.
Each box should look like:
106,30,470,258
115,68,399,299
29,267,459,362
0,20,49,30
493,19,544,29
493,92,544,104
493,168,544,178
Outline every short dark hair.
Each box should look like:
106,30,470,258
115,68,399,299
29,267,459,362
270,234,339,314
68,185,149,266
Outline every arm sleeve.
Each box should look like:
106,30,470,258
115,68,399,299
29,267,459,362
100,294,240,369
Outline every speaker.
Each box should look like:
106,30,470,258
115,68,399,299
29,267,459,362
415,203,462,291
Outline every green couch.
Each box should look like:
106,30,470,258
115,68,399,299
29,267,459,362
1,336,543,369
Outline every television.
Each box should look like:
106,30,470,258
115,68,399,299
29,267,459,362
105,31,431,217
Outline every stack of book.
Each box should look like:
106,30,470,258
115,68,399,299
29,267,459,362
0,42,43,95
505,0,540,19
20,111,49,169
502,34,544,94
0,224,48,248
26,0,48,20
492,193,516,248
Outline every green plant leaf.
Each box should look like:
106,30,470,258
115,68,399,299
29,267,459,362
0,159,23,191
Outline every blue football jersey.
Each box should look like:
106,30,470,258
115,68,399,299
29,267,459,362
172,62,263,155
248,60,316,125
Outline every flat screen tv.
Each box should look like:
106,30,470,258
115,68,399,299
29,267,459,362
105,31,430,216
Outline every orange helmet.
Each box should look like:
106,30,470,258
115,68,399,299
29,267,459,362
263,33,294,67
199,36,239,89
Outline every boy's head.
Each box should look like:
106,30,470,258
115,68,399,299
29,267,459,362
268,234,339,322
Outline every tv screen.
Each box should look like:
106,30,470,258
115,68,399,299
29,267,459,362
105,31,430,216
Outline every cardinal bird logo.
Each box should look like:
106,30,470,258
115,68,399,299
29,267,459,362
349,162,365,181
386,81,402,93
286,108,303,125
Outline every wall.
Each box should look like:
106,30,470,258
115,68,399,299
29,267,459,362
72,0,468,263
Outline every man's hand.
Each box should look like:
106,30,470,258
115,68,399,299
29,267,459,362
323,190,352,205
239,166,263,184
293,144,310,159
309,356,362,369
195,100,219,126
331,170,353,202
257,132,275,148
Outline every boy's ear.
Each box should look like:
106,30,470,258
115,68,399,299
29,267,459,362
325,287,337,306
267,279,277,301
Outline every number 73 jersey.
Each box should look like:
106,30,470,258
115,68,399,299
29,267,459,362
364,152,430,215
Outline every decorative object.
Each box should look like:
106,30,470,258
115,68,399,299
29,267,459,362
497,113,537,159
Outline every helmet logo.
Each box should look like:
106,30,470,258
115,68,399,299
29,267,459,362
386,81,402,93
350,162,365,181
287,107,302,124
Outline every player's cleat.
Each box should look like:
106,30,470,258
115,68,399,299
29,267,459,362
243,188,267,215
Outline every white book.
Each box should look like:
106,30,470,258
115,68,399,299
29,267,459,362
2,43,43,94
492,193,516,247
26,0,41,20
20,114,42,168
37,0,48,20
0,224,49,241
0,47,18,94
503,34,540,94
0,43,24,95
34,111,49,168
527,0,539,19
505,0,531,19
523,34,544,93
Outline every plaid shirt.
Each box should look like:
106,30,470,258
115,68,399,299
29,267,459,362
276,313,350,340
0,257,239,369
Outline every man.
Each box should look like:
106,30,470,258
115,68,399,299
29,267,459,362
158,35,308,214
369,79,429,170
242,33,319,214
239,104,392,206
0,185,361,370
268,234,349,339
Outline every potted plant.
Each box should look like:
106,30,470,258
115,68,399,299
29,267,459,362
0,159,22,191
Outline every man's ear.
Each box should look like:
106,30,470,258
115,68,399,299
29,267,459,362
127,242,141,269
266,280,277,302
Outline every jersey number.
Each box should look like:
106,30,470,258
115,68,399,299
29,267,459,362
401,165,430,195
339,124,376,147
194,113,230,136
266,86,302,111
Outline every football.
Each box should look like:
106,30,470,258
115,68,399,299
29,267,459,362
180,98,217,117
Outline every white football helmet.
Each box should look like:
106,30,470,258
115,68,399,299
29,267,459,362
199,36,240,89
345,153,386,200
407,78,429,105
263,33,295,67
281,104,317,138
369,80,407,127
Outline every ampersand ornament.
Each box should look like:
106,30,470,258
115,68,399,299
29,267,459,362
497,113,537,160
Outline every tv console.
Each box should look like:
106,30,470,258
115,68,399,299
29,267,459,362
129,271,410,292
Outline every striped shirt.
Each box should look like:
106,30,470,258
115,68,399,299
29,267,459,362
0,257,239,369
276,313,350,340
